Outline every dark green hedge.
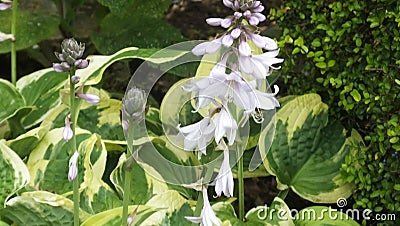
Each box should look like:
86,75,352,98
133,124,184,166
269,0,400,215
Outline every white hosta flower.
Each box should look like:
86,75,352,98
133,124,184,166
77,93,100,104
185,188,221,226
213,108,238,145
215,148,234,197
239,49,284,79
192,37,223,56
253,85,280,110
68,151,79,181
177,117,215,156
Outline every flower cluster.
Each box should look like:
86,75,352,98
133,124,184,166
180,0,283,224
53,38,89,73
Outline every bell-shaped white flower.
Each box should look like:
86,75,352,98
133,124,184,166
213,108,238,145
185,188,221,226
177,117,216,156
192,37,223,56
215,147,234,197
68,151,79,181
239,49,284,79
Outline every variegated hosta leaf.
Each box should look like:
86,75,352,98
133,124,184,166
0,191,91,225
294,206,360,226
42,88,125,143
16,68,68,128
73,133,121,213
0,79,25,124
110,153,169,205
6,124,50,157
0,140,29,208
74,47,188,86
260,94,363,203
81,205,160,226
26,128,91,194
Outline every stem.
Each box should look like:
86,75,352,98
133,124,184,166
122,125,134,225
11,0,18,85
237,145,245,221
277,189,289,200
69,68,79,226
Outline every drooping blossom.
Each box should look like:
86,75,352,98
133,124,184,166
214,142,234,197
0,32,14,42
185,188,221,226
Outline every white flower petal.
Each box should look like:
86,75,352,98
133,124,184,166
222,34,234,47
239,41,251,56
206,18,223,26
221,18,232,28
230,27,241,39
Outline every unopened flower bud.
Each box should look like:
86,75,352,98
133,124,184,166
68,151,79,182
53,62,71,72
63,114,73,141
0,3,11,11
71,75,80,84
74,59,89,69
77,93,100,104
0,32,14,42
123,87,146,122
61,38,85,64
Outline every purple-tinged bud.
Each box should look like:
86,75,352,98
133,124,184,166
206,18,223,26
77,93,100,104
54,52,65,61
0,32,14,42
121,119,128,131
231,27,241,39
0,3,11,10
234,12,242,19
68,151,79,182
243,10,251,18
239,40,252,56
71,75,80,84
221,18,233,28
53,62,70,72
123,87,147,122
74,59,89,69
253,13,266,22
222,0,233,8
252,5,264,13
192,37,222,56
222,35,234,47
63,114,73,141
233,0,240,9
248,16,259,26
252,1,261,8
127,216,133,226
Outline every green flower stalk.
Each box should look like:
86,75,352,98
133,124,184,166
53,38,96,226
121,87,146,225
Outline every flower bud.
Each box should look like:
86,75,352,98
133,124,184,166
71,75,80,84
0,3,11,11
54,38,86,66
74,59,89,69
68,151,79,182
123,87,146,122
63,114,73,141
77,93,100,104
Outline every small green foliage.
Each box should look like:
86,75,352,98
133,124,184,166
270,0,400,213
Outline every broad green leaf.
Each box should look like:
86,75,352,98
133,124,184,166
144,190,188,225
294,206,359,226
72,134,121,214
0,140,30,208
0,191,91,224
0,6,59,53
26,128,91,194
260,94,362,203
16,68,68,128
6,124,50,157
74,47,188,86
81,205,160,226
96,0,171,19
110,153,168,205
0,79,25,124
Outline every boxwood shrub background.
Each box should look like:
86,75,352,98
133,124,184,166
269,0,400,215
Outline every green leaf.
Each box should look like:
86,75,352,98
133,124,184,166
315,62,327,69
96,0,171,19
0,6,60,53
350,89,362,102
81,205,159,226
294,206,359,225
394,184,400,191
0,140,30,208
91,14,185,54
0,79,25,124
6,124,50,157
110,153,168,205
16,69,68,128
260,94,362,203
0,191,91,224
